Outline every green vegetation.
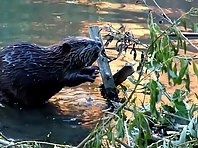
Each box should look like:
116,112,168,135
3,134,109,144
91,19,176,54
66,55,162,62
76,3,198,148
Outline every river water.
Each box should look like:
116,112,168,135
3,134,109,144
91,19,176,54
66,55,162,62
0,0,197,145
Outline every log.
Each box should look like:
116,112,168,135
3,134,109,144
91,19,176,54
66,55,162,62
100,63,134,88
89,26,135,103
89,26,118,101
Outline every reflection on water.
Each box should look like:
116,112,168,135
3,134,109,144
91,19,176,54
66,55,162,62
0,103,91,145
0,0,197,145
51,84,107,126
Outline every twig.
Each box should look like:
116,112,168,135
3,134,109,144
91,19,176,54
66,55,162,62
175,139,198,147
0,132,12,142
124,121,134,147
3,140,70,148
0,140,13,146
162,110,190,122
148,133,179,148
152,0,198,51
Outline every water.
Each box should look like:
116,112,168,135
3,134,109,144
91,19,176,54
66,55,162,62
0,104,91,145
0,0,197,146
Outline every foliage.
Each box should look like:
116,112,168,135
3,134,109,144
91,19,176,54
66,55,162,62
77,2,198,148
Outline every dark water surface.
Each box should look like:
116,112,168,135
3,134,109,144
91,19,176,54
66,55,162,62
0,0,197,145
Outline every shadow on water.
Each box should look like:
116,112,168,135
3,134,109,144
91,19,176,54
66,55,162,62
0,0,197,145
0,102,91,145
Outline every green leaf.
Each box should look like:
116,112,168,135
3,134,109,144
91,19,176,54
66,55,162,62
183,41,187,54
179,59,188,78
180,18,187,30
189,104,196,119
95,134,101,148
173,77,182,85
184,72,190,92
192,61,198,80
120,84,127,92
150,143,157,148
116,119,124,138
195,93,198,100
173,63,177,74
175,101,185,110
192,23,198,33
172,89,185,101
172,126,187,146
174,100,188,118
148,13,156,43
107,129,112,141
188,118,197,137
172,44,179,55
162,104,175,113
139,113,151,139
148,80,160,119
179,126,187,143
155,23,162,33
112,134,115,146
133,111,151,147
172,63,183,85
150,50,156,69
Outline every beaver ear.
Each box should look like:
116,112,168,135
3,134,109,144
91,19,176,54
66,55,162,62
62,43,71,53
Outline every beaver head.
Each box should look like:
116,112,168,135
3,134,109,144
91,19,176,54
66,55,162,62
51,37,101,70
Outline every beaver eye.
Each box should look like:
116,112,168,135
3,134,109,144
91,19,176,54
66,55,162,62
62,43,71,54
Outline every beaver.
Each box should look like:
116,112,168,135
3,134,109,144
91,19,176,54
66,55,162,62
0,37,101,107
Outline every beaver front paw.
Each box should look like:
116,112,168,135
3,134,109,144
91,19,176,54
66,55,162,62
80,66,99,82
63,66,99,87
80,66,99,75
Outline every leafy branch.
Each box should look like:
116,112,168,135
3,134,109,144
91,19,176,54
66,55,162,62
80,1,198,148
